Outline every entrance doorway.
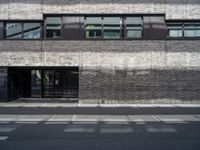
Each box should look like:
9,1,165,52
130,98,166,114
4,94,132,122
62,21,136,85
7,67,79,100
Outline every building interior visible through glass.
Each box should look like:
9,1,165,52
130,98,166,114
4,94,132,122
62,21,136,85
4,16,200,39
86,17,102,38
8,68,78,99
46,17,62,38
126,17,142,38
85,16,142,39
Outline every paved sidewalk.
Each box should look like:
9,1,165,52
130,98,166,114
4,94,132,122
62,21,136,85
1,102,200,108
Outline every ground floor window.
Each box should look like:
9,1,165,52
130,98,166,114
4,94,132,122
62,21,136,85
7,67,79,99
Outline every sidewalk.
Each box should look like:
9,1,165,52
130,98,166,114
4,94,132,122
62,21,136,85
1,102,200,108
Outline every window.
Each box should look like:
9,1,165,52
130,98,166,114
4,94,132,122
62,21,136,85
184,23,200,38
23,23,41,39
125,17,142,38
6,22,42,39
103,17,121,39
167,23,183,38
167,22,200,38
46,17,62,38
6,23,23,39
84,16,143,39
85,17,102,38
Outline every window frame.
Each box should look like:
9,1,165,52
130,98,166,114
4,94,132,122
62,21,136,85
102,16,122,39
84,15,144,40
84,16,103,39
4,20,43,40
167,21,200,40
184,22,200,38
124,16,144,39
167,22,184,39
44,16,62,39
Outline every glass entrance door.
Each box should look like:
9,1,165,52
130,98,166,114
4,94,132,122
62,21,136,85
31,70,42,98
43,70,63,98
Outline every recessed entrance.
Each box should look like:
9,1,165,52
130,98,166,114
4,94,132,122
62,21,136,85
7,67,79,100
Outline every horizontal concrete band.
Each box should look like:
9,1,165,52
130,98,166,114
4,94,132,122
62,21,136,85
0,0,200,20
0,40,200,68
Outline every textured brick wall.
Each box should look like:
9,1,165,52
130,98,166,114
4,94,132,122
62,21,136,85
1,40,200,103
0,0,200,20
1,0,200,103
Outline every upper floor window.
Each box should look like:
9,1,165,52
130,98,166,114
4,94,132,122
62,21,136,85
167,23,183,38
103,17,121,39
167,22,200,38
125,17,142,38
6,22,42,39
85,16,143,39
85,17,102,38
45,17,62,39
184,23,200,38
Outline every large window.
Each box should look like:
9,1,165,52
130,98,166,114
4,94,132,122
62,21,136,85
125,17,142,38
167,22,200,38
103,17,121,39
85,17,102,38
85,16,143,39
46,17,62,39
6,22,41,39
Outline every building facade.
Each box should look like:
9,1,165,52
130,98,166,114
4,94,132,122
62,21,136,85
0,0,200,104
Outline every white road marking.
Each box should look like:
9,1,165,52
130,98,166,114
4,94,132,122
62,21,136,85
0,136,8,141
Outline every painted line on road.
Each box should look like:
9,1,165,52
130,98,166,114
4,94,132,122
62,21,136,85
0,136,8,141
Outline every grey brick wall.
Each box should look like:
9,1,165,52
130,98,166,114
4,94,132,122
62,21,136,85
0,0,200,20
1,0,200,103
1,40,200,103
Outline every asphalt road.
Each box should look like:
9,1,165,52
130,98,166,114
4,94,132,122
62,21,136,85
0,103,200,150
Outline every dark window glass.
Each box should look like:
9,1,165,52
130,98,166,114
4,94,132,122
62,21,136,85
23,23,41,39
184,23,200,38
43,69,78,98
6,23,23,39
103,17,121,39
46,17,62,38
0,22,4,40
0,69,7,101
85,17,102,38
125,17,142,38
167,23,183,38
31,70,41,98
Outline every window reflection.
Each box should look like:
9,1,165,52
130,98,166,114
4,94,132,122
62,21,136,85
23,23,41,39
6,22,41,39
167,24,183,38
6,23,23,39
85,17,102,38
184,23,200,38
31,70,41,98
126,17,142,38
46,17,62,38
103,17,121,39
